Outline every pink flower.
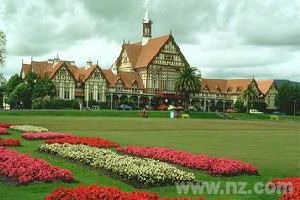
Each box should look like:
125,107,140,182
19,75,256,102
22,132,75,140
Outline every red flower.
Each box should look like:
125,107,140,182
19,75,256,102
0,127,8,135
0,139,21,146
45,185,205,200
45,137,119,148
118,146,259,176
0,124,19,128
22,132,75,140
270,177,300,200
0,147,74,184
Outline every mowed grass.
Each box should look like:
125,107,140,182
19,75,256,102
0,114,299,200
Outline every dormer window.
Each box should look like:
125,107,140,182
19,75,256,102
116,80,124,91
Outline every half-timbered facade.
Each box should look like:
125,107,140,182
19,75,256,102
19,10,278,111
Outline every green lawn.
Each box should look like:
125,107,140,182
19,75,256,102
0,110,223,119
0,114,299,200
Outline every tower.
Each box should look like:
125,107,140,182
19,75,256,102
142,10,152,46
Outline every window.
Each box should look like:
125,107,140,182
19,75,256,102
97,92,101,102
153,80,158,89
89,92,93,100
64,90,70,99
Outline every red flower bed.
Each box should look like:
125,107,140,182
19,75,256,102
45,137,119,148
0,147,74,184
118,146,258,176
0,127,8,135
45,185,206,200
270,177,300,200
0,124,18,128
0,139,21,146
22,132,74,140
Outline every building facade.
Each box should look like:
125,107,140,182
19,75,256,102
20,11,278,111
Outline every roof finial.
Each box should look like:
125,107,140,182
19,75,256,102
143,9,150,23
170,29,172,35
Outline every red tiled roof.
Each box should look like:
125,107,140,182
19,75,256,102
21,61,100,83
202,79,253,93
101,69,144,89
256,80,275,95
101,69,119,86
121,35,171,68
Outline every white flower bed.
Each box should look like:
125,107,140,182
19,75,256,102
10,125,48,132
38,143,195,186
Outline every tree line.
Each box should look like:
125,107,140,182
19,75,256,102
2,72,56,109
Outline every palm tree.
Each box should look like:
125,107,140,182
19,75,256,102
175,67,201,109
241,84,259,113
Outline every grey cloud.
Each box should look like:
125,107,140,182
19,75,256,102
0,0,300,81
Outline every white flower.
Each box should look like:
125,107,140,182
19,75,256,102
38,143,196,186
10,125,48,132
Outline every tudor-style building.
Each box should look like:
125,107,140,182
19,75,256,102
114,11,189,95
19,10,278,111
21,57,108,103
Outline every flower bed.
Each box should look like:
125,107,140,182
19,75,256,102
45,137,119,148
0,139,21,146
45,185,206,200
0,127,8,135
10,125,48,133
270,177,300,200
22,132,74,140
38,143,195,187
118,146,259,176
0,124,18,128
0,147,74,184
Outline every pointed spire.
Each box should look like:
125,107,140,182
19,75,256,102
143,9,149,23
55,53,59,60
86,57,92,69
142,8,152,46
170,29,172,35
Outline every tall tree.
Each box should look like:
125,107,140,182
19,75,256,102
241,84,259,112
175,67,201,109
5,74,23,95
32,76,56,100
8,82,31,109
0,30,5,67
276,82,300,115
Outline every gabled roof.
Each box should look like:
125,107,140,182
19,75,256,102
201,79,253,93
118,35,172,68
21,61,103,83
102,69,144,89
75,65,100,82
256,80,275,95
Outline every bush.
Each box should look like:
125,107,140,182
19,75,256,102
32,98,80,109
270,115,279,121
84,101,111,109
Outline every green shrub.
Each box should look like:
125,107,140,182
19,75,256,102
270,115,279,121
32,98,80,109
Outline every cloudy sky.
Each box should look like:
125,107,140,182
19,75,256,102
0,0,300,81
